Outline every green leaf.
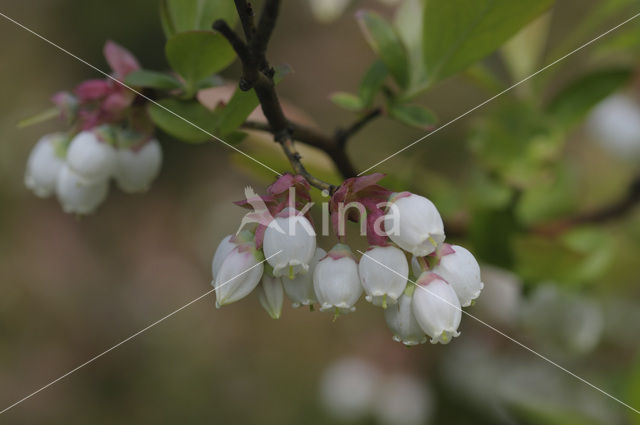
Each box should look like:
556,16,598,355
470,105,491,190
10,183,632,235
215,66,291,136
357,10,409,88
422,0,553,83
358,61,388,108
125,70,182,90
165,31,236,91
160,0,237,38
330,92,365,112
388,103,436,129
547,67,633,128
147,98,219,143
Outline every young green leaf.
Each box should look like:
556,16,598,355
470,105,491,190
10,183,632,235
216,88,260,136
125,70,182,90
165,31,236,92
356,10,409,89
422,0,554,83
359,61,388,108
147,98,219,143
388,103,436,129
330,92,365,112
547,67,633,128
160,0,237,38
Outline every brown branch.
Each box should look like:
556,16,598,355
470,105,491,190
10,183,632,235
335,108,382,148
233,0,256,42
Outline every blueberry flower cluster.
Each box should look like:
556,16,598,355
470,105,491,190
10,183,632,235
211,173,484,345
23,41,162,214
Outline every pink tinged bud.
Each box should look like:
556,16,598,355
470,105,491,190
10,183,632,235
431,245,483,307
383,193,445,256
263,209,316,279
359,245,408,307
257,274,284,319
282,247,326,307
55,164,109,214
384,293,427,346
214,244,264,307
313,244,362,313
411,273,461,344
66,130,117,183
114,139,162,193
24,134,66,198
211,235,235,280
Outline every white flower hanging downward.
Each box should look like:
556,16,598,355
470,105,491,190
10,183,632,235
283,247,326,308
114,138,163,193
412,272,461,344
384,193,445,256
359,245,408,307
431,245,484,307
263,208,316,279
214,235,264,307
66,128,117,183
257,274,284,319
24,133,66,198
314,244,362,314
211,235,235,280
384,292,427,346
56,165,109,214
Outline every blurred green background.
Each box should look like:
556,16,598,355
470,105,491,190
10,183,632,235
1,0,640,424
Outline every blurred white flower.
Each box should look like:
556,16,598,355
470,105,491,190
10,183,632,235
319,357,380,421
474,265,522,325
55,164,109,214
432,245,483,307
412,272,461,344
114,139,162,193
359,245,408,307
66,130,117,183
308,0,350,23
384,292,427,346
373,373,433,425
24,133,66,198
384,193,445,256
283,247,326,308
314,244,362,313
257,274,284,319
587,93,640,159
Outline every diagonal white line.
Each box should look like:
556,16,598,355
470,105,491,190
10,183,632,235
357,10,640,176
0,250,280,416
0,11,282,176
356,250,640,415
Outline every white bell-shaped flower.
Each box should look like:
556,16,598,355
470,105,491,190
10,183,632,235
412,272,461,344
283,247,325,307
384,292,427,346
384,193,445,256
432,245,483,307
114,139,163,193
313,244,362,313
214,241,264,307
24,133,66,198
211,235,235,280
359,245,408,307
55,164,109,214
257,274,284,319
66,130,117,183
263,208,316,279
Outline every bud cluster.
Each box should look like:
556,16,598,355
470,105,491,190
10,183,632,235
23,41,162,214
211,173,484,345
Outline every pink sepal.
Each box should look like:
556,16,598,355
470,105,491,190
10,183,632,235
104,40,140,78
74,79,111,102
416,272,445,287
